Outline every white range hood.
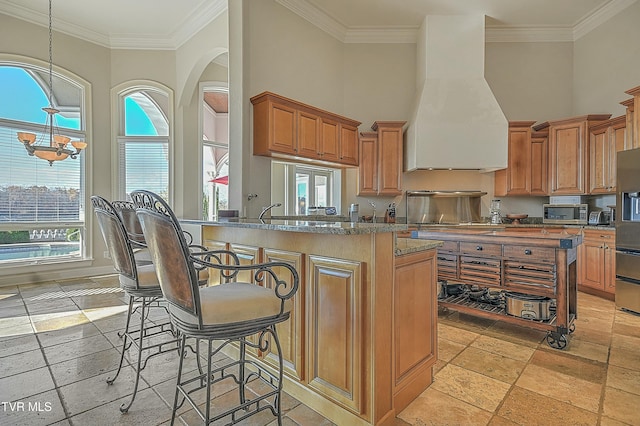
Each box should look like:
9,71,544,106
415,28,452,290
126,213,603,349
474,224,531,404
405,15,508,171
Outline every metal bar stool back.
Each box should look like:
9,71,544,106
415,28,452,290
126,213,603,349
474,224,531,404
131,190,299,426
91,195,180,413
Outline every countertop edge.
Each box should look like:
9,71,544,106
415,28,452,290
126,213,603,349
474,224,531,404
181,219,408,235
395,238,443,256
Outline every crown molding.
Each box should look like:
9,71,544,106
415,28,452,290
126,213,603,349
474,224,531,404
275,0,347,42
278,0,638,44
573,0,637,40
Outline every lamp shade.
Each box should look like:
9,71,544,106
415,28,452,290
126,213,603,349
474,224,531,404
34,150,69,162
17,132,37,145
71,141,87,150
54,135,70,146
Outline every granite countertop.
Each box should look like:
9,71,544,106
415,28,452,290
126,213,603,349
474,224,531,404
181,219,408,235
395,237,442,256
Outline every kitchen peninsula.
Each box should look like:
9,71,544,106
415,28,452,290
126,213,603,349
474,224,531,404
182,219,441,426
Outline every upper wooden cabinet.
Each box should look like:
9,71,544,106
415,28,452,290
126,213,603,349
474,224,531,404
358,121,406,196
589,115,626,194
625,86,640,150
494,121,547,196
547,114,611,195
250,92,361,167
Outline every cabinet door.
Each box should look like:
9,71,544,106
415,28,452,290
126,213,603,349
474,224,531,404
201,239,227,286
297,110,321,159
307,256,362,413
604,241,616,294
530,134,548,195
393,250,437,412
377,125,404,196
270,101,297,155
607,118,626,191
549,122,587,194
320,118,340,162
262,249,305,381
578,237,605,291
339,124,359,166
589,125,609,194
506,125,531,195
358,132,378,195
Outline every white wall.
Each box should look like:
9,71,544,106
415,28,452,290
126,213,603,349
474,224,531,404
573,1,640,117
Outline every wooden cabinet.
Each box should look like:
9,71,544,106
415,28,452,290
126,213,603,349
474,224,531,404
393,249,437,413
494,121,548,196
548,114,611,195
625,86,640,150
251,92,361,167
307,255,363,413
262,248,305,381
589,115,626,194
578,229,615,297
358,121,406,196
621,97,635,150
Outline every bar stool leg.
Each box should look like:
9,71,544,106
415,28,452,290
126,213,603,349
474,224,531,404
107,296,134,386
119,297,147,413
271,325,284,426
171,335,187,426
239,339,246,407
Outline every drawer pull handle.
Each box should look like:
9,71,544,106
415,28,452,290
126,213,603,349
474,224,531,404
476,245,483,251
524,249,532,255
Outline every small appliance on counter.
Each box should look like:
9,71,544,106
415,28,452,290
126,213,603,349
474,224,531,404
543,203,588,225
349,203,359,222
588,210,611,226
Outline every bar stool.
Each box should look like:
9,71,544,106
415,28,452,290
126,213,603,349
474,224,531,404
91,195,180,413
131,190,299,425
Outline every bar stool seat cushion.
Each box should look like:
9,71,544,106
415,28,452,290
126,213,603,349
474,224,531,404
119,264,160,289
172,283,292,326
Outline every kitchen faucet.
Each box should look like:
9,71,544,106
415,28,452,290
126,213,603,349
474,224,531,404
258,203,282,220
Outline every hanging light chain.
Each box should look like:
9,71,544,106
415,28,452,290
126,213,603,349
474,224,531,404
48,0,53,108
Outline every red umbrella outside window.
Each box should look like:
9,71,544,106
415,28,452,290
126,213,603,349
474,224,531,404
209,176,228,185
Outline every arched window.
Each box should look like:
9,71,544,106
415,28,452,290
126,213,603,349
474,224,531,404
114,84,172,201
201,84,228,220
0,59,89,266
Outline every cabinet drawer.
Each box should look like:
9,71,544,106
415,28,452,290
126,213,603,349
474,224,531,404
503,245,556,263
439,240,459,253
504,260,556,295
459,242,502,257
437,253,458,280
459,256,501,286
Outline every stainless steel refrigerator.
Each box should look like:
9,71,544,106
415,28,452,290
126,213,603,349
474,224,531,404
616,148,640,314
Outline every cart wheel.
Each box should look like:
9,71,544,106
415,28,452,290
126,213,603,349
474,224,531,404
546,332,567,349
568,323,576,334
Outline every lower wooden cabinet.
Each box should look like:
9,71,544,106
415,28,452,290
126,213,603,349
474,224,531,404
307,255,363,413
262,249,305,381
578,229,615,296
393,249,437,412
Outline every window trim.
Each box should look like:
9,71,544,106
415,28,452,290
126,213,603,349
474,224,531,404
111,81,174,204
0,54,93,267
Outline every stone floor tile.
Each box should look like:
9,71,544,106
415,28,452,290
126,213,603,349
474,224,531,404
431,363,511,412
0,303,28,319
36,322,102,348
609,346,640,372
398,387,492,426
610,333,640,352
436,337,466,363
0,321,34,340
599,415,632,426
606,364,640,396
612,321,640,339
0,292,24,308
18,282,63,298
285,402,336,426
58,365,148,416
529,349,607,384
487,415,520,426
31,310,91,334
437,323,480,346
43,333,113,365
470,335,535,362
68,387,171,425
49,347,124,387
570,324,612,347
24,298,78,316
0,389,66,426
451,346,526,384
484,321,547,348
0,367,55,402
498,386,598,426
602,386,640,425
71,294,127,310
562,338,610,363
0,347,47,379
0,333,39,358
516,363,602,412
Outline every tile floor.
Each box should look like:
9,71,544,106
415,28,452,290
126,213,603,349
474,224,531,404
1,275,639,425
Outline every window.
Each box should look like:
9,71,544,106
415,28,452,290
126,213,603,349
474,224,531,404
201,86,229,220
0,61,88,266
115,85,171,201
272,162,341,215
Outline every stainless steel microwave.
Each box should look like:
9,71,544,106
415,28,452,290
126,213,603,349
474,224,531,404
543,204,588,225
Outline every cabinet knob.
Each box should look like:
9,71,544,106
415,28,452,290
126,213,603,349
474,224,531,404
476,245,483,251
524,249,532,255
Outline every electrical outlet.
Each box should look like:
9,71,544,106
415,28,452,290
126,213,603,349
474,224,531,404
103,251,110,259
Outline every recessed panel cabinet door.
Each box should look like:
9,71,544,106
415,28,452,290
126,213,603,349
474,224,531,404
270,102,297,155
228,244,262,355
307,256,362,414
506,126,531,195
530,133,548,195
320,118,340,162
297,110,321,159
550,124,585,194
262,249,305,381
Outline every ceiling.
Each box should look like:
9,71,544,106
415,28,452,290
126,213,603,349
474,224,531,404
0,0,636,48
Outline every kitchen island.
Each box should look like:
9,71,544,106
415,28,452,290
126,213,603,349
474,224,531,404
412,226,582,349
182,219,441,426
